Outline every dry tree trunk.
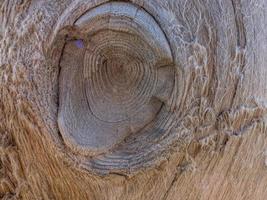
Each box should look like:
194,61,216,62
0,0,267,199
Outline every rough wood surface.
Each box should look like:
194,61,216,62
0,0,267,199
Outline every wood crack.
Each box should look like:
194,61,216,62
161,172,179,200
229,0,247,108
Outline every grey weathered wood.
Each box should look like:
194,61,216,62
0,0,267,199
58,2,175,172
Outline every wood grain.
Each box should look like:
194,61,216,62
0,0,267,199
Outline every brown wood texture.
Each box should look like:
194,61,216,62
0,0,267,199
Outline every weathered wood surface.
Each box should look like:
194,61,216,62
0,0,267,199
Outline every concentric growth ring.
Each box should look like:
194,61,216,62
58,2,176,173
84,31,158,123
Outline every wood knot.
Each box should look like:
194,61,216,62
55,2,179,175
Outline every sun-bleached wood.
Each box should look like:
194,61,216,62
0,0,267,199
